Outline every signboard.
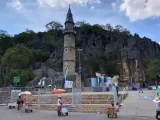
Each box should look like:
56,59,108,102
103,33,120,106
10,90,21,103
65,80,73,88
13,76,20,83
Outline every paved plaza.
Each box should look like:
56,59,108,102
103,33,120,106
0,90,157,120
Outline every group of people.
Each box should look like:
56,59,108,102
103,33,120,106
17,96,24,110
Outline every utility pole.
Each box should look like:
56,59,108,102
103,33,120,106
77,48,83,88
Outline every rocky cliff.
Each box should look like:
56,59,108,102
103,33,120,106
0,24,160,86
31,26,160,86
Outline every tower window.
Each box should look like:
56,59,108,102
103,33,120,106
65,48,68,52
65,66,68,74
65,36,68,39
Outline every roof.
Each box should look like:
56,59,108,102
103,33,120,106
65,4,74,24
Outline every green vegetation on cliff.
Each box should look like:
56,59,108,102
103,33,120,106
0,21,160,86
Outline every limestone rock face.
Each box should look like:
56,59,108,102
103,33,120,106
30,31,160,84
2,28,159,87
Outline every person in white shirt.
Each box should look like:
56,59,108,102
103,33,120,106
57,96,63,116
153,97,160,119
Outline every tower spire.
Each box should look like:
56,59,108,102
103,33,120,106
65,4,74,24
68,4,71,14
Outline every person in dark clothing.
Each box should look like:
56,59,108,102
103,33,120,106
139,83,143,93
17,96,21,110
116,85,119,96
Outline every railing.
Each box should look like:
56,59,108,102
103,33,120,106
0,87,34,91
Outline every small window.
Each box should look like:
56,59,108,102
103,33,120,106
65,36,68,39
65,66,68,70
65,48,68,52
65,66,68,74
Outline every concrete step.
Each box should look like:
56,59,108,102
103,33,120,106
68,105,76,112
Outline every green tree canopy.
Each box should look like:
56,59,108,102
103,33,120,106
13,30,36,44
2,44,34,70
33,50,50,62
147,59,160,79
0,32,13,53
7,69,33,86
45,21,63,31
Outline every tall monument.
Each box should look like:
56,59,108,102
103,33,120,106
63,5,76,75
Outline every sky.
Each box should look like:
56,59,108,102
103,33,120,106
0,0,160,43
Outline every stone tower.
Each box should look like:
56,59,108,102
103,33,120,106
63,5,76,75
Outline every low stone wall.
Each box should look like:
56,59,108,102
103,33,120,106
33,104,111,113
33,92,125,104
0,91,10,104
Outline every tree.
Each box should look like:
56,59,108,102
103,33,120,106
104,24,113,31
45,21,63,31
114,25,124,32
7,69,32,86
0,32,13,53
2,44,34,71
147,59,160,79
75,21,86,27
0,29,8,38
92,24,105,35
33,50,50,62
134,33,140,37
122,28,131,35
80,23,92,32
13,31,35,44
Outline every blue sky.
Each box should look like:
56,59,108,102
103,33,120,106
0,0,160,43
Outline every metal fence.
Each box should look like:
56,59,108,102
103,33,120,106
72,87,82,104
37,89,52,104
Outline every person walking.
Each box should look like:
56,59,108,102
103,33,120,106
57,96,63,116
20,96,24,108
17,96,21,110
153,97,160,119
116,85,119,96
139,83,143,93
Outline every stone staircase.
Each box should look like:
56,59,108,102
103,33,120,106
32,91,128,113
32,92,124,104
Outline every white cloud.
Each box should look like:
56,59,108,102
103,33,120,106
7,0,23,12
111,2,116,8
91,6,95,9
120,0,160,22
38,0,101,8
